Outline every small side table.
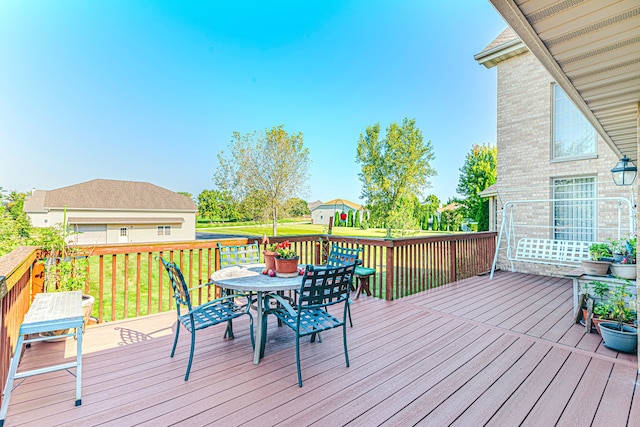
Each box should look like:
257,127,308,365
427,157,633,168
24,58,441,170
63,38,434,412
354,266,376,298
0,291,84,426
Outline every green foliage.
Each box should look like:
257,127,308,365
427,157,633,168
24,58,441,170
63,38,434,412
215,125,310,236
432,215,439,232
456,144,497,231
39,214,89,293
347,209,353,227
354,210,361,228
284,197,310,217
0,209,27,256
589,243,612,261
356,117,436,233
197,189,238,223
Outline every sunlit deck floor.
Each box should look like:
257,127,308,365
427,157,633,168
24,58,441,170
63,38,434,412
3,271,639,426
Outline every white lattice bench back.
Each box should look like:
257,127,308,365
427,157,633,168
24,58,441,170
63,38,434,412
511,238,595,267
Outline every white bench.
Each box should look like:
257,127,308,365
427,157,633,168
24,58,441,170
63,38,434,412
508,238,594,267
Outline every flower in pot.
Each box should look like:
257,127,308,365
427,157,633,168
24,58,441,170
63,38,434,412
273,241,299,277
598,281,637,353
581,243,612,276
263,241,279,273
609,235,636,279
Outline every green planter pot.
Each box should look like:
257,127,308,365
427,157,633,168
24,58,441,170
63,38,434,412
599,322,637,353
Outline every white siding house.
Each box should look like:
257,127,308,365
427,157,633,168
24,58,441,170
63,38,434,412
310,199,366,226
24,179,197,244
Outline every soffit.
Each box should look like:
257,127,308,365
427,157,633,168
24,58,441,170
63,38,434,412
489,0,640,162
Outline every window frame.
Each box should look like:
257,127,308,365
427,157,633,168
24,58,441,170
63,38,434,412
551,84,597,161
552,176,596,242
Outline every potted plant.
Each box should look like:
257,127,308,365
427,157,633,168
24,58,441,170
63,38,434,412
273,240,300,278
581,243,612,275
39,216,95,338
261,235,278,274
608,235,636,280
582,281,610,333
599,281,637,353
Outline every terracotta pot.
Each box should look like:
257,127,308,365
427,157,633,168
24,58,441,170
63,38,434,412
264,250,277,272
581,260,611,276
275,256,299,278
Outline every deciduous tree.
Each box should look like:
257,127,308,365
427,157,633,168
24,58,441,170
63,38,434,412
215,125,310,236
356,117,436,236
456,144,497,231
197,189,237,223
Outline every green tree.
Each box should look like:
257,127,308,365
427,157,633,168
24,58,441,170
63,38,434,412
284,197,310,217
354,210,361,228
6,191,30,238
456,144,497,231
347,210,353,227
215,125,310,236
197,189,237,223
356,117,436,236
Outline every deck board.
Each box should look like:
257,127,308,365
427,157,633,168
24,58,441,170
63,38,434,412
1,270,638,427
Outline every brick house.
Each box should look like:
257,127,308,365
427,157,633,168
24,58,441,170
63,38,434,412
474,28,636,276
24,179,197,245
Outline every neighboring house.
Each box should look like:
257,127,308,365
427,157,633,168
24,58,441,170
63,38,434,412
474,28,636,275
24,179,197,245
310,199,366,225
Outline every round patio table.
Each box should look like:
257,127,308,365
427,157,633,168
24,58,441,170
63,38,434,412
211,263,302,364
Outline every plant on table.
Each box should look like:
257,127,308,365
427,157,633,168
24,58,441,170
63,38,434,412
273,241,298,260
588,243,612,261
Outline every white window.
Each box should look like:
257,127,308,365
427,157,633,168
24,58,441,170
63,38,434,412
553,177,596,241
157,225,171,236
120,227,128,237
553,84,597,160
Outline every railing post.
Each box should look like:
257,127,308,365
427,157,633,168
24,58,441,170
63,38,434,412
385,244,395,301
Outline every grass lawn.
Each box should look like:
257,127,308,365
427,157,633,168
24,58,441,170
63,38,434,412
197,220,449,238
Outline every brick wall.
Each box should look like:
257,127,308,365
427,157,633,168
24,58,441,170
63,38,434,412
492,50,636,276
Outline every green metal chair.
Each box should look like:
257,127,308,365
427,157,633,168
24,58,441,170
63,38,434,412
260,262,356,387
326,245,363,326
217,241,261,268
161,257,254,381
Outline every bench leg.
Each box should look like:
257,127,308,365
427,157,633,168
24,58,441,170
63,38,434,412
1,334,25,425
355,275,373,299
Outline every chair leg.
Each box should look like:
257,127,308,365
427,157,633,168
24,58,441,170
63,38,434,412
347,302,353,327
170,322,180,358
224,320,235,339
343,322,350,368
185,329,196,381
296,335,303,387
248,315,255,350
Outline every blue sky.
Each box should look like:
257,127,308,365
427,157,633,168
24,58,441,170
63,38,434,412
0,1,506,205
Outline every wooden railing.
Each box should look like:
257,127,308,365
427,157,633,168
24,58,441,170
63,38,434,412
0,232,496,406
0,246,39,403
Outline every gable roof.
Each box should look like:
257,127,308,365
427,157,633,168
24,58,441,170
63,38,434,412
474,27,528,68
317,199,364,211
24,179,196,212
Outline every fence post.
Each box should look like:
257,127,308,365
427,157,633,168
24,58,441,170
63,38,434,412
385,244,395,301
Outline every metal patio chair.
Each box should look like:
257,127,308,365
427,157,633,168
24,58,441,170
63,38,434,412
161,257,254,381
260,262,356,387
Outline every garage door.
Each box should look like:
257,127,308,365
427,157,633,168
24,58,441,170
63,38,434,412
75,225,107,245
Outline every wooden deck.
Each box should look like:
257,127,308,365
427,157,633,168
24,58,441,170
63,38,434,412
3,271,639,426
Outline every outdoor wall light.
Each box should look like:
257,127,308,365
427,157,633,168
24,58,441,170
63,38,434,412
611,155,637,186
